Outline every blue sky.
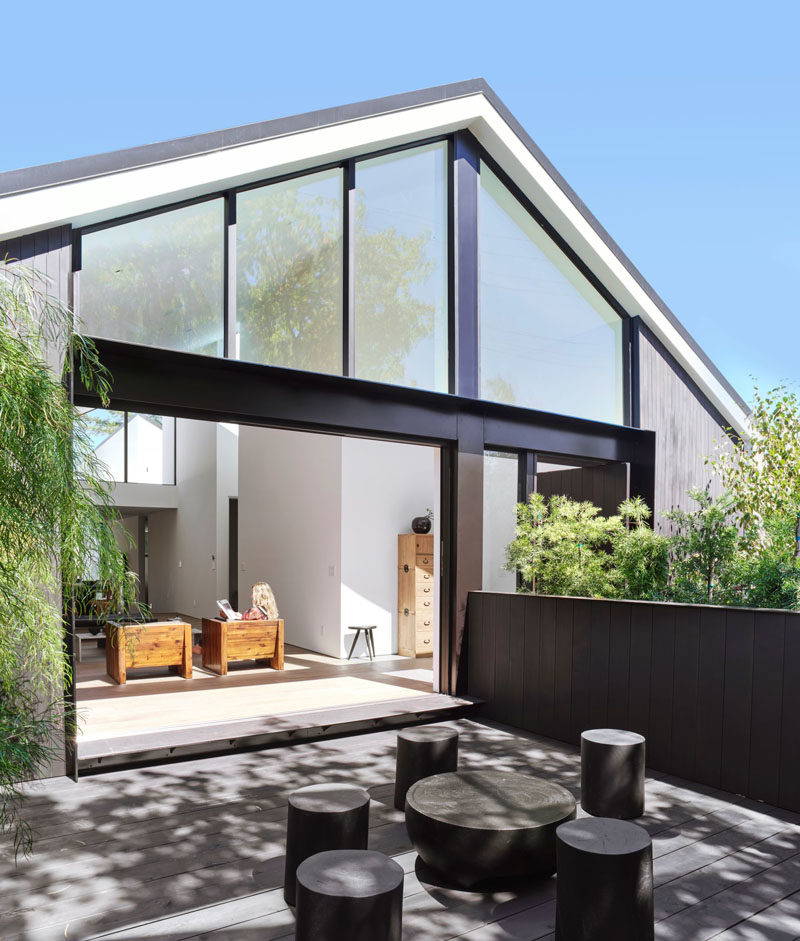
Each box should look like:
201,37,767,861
4,1,798,403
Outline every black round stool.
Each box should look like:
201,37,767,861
295,849,403,941
580,728,645,818
555,817,654,941
283,783,370,906
394,725,459,811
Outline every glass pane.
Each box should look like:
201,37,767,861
127,414,176,485
482,450,519,592
479,163,623,423
80,200,224,356
354,142,448,391
236,169,343,373
77,407,125,482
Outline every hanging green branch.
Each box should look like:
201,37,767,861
0,257,135,859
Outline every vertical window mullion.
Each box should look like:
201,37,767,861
343,160,355,377
447,137,456,394
123,411,129,483
224,192,237,359
453,131,480,399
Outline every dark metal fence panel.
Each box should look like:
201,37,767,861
466,591,800,813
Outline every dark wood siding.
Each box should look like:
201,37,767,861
536,462,628,516
1,225,71,305
637,322,735,529
467,591,800,814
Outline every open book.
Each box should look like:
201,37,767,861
216,599,242,621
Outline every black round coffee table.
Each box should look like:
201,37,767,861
405,770,576,888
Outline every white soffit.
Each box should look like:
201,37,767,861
0,90,747,434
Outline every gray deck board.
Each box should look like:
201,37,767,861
2,719,799,939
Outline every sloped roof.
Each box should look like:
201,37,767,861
0,79,748,433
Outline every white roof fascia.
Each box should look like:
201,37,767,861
0,96,481,238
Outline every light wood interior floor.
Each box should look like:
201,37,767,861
75,630,435,741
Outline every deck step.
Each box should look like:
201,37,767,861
77,693,482,773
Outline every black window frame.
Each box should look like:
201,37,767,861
72,130,633,425
79,408,177,486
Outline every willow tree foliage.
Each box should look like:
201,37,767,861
0,259,133,857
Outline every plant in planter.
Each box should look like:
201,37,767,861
0,259,134,858
610,497,670,601
663,489,740,604
506,492,620,598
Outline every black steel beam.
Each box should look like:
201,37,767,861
78,339,655,466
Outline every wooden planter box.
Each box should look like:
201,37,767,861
201,618,285,675
106,621,193,685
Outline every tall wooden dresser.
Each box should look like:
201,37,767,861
397,533,435,657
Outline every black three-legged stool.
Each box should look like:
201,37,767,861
347,625,377,660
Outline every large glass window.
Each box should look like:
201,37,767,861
479,163,624,423
482,450,519,592
354,142,448,392
236,169,343,374
77,409,175,485
79,408,125,482
80,200,224,356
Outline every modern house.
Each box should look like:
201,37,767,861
0,80,749,774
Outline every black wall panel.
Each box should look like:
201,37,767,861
468,592,800,813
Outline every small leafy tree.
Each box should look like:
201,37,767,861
506,493,620,597
704,383,800,607
663,489,739,604
0,259,133,858
611,497,670,600
708,384,800,547
725,512,800,609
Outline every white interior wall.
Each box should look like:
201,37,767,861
147,418,218,618
237,426,343,658
340,438,438,659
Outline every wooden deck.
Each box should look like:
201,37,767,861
4,720,800,939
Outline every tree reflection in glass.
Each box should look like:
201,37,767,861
237,169,343,374
354,142,448,392
80,199,225,356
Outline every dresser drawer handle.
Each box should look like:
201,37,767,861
423,638,431,645
423,620,432,627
